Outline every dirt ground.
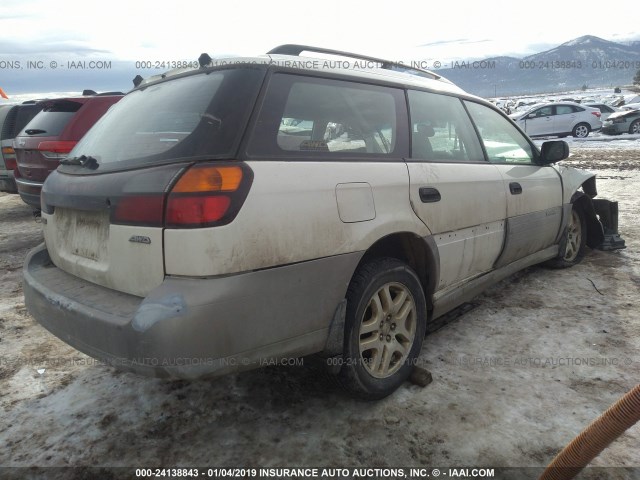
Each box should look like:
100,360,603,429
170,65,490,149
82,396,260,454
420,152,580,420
0,148,639,479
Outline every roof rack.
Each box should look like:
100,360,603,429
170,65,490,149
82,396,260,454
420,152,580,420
267,44,442,81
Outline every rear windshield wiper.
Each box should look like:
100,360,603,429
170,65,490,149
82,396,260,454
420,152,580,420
25,129,47,135
60,155,99,169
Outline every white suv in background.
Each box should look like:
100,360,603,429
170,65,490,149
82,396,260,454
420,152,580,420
23,45,624,399
509,102,602,138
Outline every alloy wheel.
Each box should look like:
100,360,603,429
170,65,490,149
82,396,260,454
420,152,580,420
358,282,417,378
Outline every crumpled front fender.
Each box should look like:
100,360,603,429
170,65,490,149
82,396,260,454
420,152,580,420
554,165,597,203
553,165,625,251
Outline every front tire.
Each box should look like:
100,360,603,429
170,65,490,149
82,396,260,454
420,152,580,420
547,204,587,268
629,119,640,135
338,258,427,400
572,123,591,138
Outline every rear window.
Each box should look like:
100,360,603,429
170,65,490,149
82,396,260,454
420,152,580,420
1,104,44,140
19,100,83,137
70,68,265,167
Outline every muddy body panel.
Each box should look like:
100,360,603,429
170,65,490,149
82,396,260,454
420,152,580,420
24,244,362,378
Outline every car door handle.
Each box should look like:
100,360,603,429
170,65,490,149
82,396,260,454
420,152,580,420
419,187,441,203
509,182,523,195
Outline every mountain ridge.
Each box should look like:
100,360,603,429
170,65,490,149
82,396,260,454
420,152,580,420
439,35,640,96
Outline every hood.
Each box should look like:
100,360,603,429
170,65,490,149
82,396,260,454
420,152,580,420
607,110,640,121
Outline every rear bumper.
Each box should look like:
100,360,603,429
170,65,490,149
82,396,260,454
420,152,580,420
0,177,16,193
15,177,43,208
0,168,16,193
24,244,360,378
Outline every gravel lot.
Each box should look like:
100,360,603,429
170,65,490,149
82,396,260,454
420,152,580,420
0,147,639,479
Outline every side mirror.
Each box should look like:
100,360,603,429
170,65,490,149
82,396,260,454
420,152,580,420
540,140,569,164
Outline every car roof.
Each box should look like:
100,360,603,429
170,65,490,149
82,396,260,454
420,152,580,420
35,93,124,106
138,47,469,99
548,101,583,106
529,101,599,109
269,54,466,93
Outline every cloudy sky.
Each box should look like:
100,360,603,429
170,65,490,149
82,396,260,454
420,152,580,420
2,0,639,60
1,0,639,96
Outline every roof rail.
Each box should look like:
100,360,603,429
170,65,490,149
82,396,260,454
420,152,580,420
267,44,442,81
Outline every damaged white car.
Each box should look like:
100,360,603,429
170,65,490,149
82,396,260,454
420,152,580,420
23,45,625,399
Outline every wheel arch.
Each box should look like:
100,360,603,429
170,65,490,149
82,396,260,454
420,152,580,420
356,232,438,310
322,231,438,358
571,190,604,248
557,166,596,204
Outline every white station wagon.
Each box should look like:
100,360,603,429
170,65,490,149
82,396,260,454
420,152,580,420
24,46,624,399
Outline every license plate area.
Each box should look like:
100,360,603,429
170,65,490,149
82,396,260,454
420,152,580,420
54,208,110,262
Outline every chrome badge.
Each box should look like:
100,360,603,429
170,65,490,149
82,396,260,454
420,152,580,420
129,235,151,245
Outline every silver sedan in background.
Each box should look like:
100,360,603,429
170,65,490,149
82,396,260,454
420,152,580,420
509,102,602,138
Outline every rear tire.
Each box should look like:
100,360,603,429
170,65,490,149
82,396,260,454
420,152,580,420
338,257,426,400
572,123,590,138
546,204,587,268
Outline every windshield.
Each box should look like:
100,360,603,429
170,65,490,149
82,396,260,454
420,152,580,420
70,68,265,167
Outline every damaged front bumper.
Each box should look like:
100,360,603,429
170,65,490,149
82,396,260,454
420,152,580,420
592,199,626,251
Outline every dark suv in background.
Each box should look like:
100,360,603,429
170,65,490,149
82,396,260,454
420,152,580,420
0,101,46,193
14,92,123,208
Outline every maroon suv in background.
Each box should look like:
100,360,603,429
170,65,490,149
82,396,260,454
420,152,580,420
0,100,47,193
14,92,123,208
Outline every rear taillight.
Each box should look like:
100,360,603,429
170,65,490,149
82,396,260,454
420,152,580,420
37,141,77,159
591,111,601,118
112,195,165,226
110,162,252,228
2,146,16,170
166,164,252,228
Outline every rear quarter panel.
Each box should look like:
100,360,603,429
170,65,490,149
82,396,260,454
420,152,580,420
164,161,428,276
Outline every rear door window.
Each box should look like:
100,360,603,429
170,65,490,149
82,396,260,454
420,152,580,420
248,74,407,158
556,105,574,115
